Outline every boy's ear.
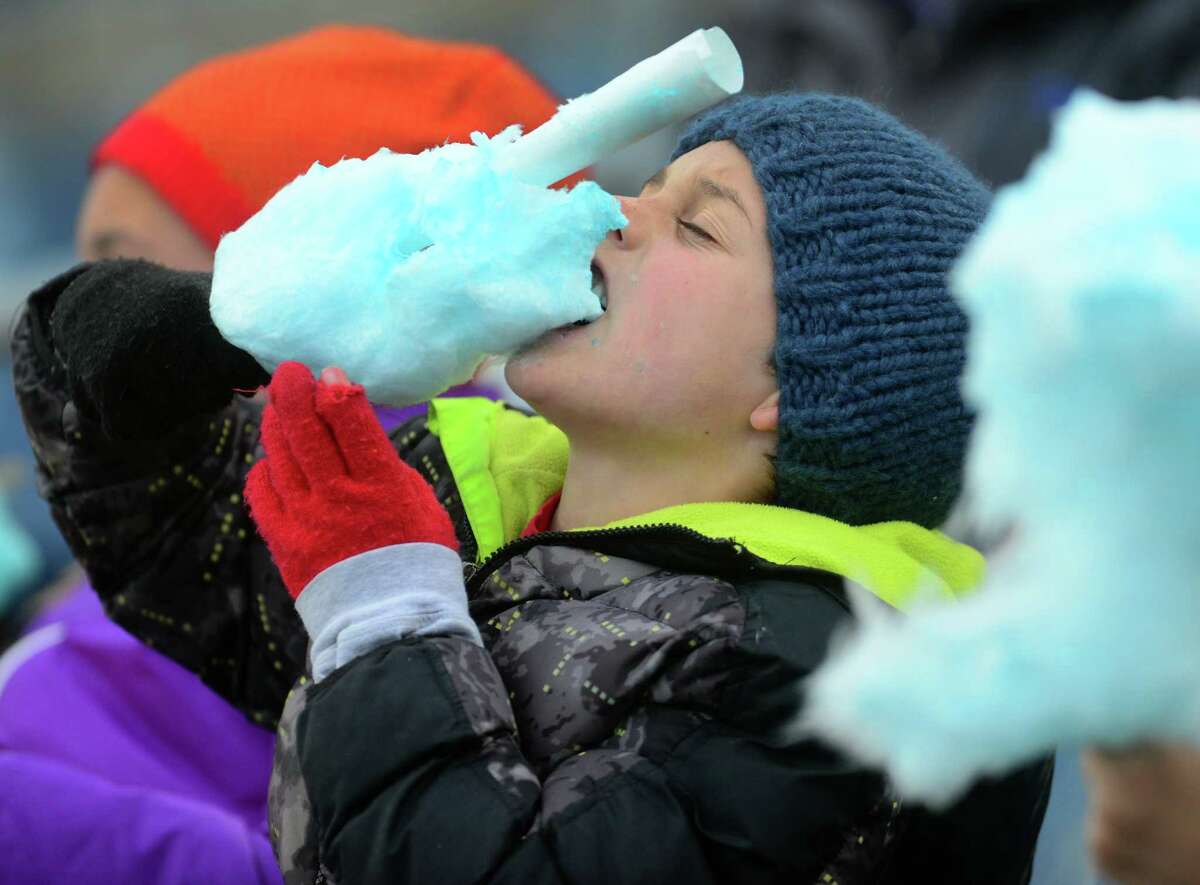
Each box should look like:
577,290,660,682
749,390,780,432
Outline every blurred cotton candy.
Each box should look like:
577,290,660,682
211,126,625,405
0,488,40,617
801,91,1200,806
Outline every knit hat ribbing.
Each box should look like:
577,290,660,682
673,94,991,528
92,25,574,249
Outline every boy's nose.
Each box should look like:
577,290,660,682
607,194,654,249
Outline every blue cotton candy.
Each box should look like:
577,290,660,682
0,491,40,616
801,92,1200,806
211,126,626,405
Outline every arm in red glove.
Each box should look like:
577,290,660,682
245,361,478,681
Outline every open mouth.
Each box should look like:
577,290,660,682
573,262,608,326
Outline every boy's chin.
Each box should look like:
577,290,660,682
503,350,548,406
509,327,572,374
507,324,599,409
506,353,582,415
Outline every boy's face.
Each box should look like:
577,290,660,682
508,140,778,456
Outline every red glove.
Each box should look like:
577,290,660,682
245,361,457,600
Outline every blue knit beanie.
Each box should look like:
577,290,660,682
673,94,991,528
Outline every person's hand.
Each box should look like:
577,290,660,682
245,361,457,600
1084,742,1200,885
50,259,268,439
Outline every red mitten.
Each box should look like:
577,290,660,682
245,361,457,600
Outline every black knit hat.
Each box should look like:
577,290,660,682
673,94,991,527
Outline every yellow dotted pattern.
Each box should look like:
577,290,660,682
148,465,205,494
138,607,175,628
150,416,285,681
490,572,522,604
551,648,572,679
212,417,233,457
815,803,896,883
488,606,523,633
582,678,617,707
598,619,627,639
255,591,288,674
256,593,272,635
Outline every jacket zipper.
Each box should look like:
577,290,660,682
465,522,754,594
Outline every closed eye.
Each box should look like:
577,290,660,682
676,218,715,243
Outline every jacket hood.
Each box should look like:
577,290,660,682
428,397,983,610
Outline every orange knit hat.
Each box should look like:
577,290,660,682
93,25,573,249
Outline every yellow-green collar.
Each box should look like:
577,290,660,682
603,502,982,608
428,397,983,610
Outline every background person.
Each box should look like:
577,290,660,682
1084,743,1200,885
0,25,572,884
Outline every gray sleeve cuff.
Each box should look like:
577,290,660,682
295,542,480,682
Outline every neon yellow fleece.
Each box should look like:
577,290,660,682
427,397,983,610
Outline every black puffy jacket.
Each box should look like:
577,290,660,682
12,264,1051,883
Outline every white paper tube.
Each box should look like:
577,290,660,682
495,27,743,188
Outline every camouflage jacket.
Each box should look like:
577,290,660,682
12,266,1051,885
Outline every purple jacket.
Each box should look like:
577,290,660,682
0,393,495,885
0,583,280,885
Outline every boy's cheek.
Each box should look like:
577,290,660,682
618,268,700,340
